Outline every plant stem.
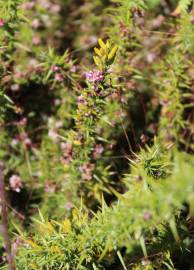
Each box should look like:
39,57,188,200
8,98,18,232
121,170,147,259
0,165,15,270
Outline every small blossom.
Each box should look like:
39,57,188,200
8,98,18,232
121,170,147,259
93,144,104,159
140,134,149,144
44,182,56,193
84,70,104,83
32,35,41,45
142,259,151,266
12,238,24,256
24,138,32,148
19,117,27,126
14,71,23,79
55,120,63,128
22,2,35,9
50,4,61,13
143,211,152,221
61,142,72,152
19,132,32,148
29,58,39,68
70,65,77,73
11,84,20,92
77,95,87,106
9,175,23,193
51,65,60,72
31,18,41,29
55,73,64,82
132,7,145,18
11,138,19,146
152,15,165,28
54,99,61,106
108,143,114,150
48,130,58,142
39,0,51,9
79,163,95,181
65,202,74,210
0,19,5,27
60,142,73,164
146,52,156,63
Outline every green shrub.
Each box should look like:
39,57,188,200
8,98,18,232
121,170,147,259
0,0,194,269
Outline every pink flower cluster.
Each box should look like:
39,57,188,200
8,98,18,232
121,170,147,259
9,175,23,193
19,132,32,148
84,70,104,83
51,65,64,82
79,163,95,181
12,132,32,148
44,182,56,193
60,142,73,164
77,95,87,106
93,144,104,159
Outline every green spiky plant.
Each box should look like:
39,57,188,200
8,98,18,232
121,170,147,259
0,0,194,270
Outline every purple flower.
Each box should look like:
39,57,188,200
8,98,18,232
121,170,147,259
84,70,104,83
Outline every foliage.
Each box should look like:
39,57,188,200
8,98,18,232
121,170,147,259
0,0,194,269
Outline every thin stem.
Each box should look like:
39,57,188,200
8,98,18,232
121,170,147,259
0,165,15,270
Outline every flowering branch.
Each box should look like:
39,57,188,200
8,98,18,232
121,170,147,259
0,164,15,270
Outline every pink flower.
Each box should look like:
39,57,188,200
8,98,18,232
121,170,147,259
93,144,104,159
64,202,74,210
50,4,61,13
18,132,32,148
143,211,152,221
32,35,41,45
51,65,60,72
84,70,104,83
9,175,23,193
24,138,32,148
48,130,58,141
12,238,24,256
77,95,87,106
70,65,77,73
44,182,56,193
19,117,27,126
60,142,73,164
31,18,41,29
54,73,64,82
79,163,95,181
0,19,5,27
11,138,19,146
